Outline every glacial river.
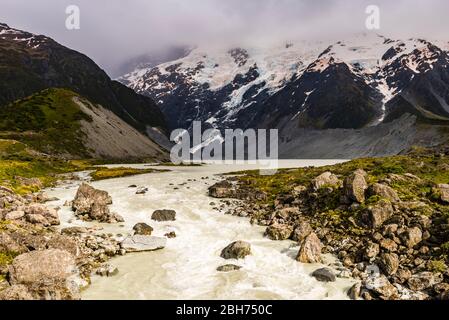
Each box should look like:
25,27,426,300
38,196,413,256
44,160,355,300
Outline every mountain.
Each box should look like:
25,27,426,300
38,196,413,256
120,33,449,158
0,23,167,137
113,46,192,79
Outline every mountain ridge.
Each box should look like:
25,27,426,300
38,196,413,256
119,33,449,158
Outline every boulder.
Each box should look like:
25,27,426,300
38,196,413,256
311,172,340,191
311,268,336,282
348,282,362,300
120,235,166,252
342,169,368,204
0,233,28,254
133,223,153,236
291,221,313,242
46,235,81,258
360,199,394,229
407,272,443,291
135,187,148,195
399,227,422,248
96,264,119,277
24,204,60,226
379,253,399,276
220,241,251,260
208,181,234,198
4,210,25,221
368,183,400,202
265,224,293,240
72,183,116,223
364,242,380,260
61,227,88,235
432,184,449,203
8,249,81,300
151,209,176,221
0,285,34,300
363,275,398,300
379,238,398,253
296,232,322,263
217,264,242,272
164,231,177,238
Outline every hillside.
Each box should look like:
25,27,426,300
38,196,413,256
0,88,168,161
0,22,167,138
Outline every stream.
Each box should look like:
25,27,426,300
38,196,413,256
44,160,355,300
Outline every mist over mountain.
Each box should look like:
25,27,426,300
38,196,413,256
120,33,449,158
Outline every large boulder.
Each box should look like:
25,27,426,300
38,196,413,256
399,227,422,248
364,242,380,260
311,172,340,191
432,184,449,203
133,223,153,236
120,235,166,253
208,181,234,198
72,183,121,223
311,268,336,282
0,233,28,254
363,275,398,300
23,204,60,226
360,199,394,229
407,272,443,291
151,209,176,222
0,285,34,300
291,221,313,242
8,249,81,300
265,224,293,240
368,183,400,202
220,241,251,260
342,169,368,203
296,232,322,263
379,253,399,276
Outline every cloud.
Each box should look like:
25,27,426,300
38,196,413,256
1,0,448,76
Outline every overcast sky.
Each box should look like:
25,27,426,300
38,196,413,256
1,0,448,76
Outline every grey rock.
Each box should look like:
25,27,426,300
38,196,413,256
311,172,340,191
120,235,166,252
311,268,336,282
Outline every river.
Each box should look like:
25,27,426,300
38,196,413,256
44,160,355,300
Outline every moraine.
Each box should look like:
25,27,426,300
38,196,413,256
44,160,354,300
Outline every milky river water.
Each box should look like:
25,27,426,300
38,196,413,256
44,160,355,300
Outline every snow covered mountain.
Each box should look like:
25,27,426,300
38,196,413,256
119,33,449,157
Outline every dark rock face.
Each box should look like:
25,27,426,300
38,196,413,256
151,209,176,221
311,268,336,282
0,23,166,134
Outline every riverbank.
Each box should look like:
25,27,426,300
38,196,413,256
208,151,449,300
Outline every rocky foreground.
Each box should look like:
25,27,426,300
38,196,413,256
209,151,449,300
0,181,174,300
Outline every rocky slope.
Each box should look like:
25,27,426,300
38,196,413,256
0,22,167,143
120,34,449,157
0,88,168,160
209,149,449,300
